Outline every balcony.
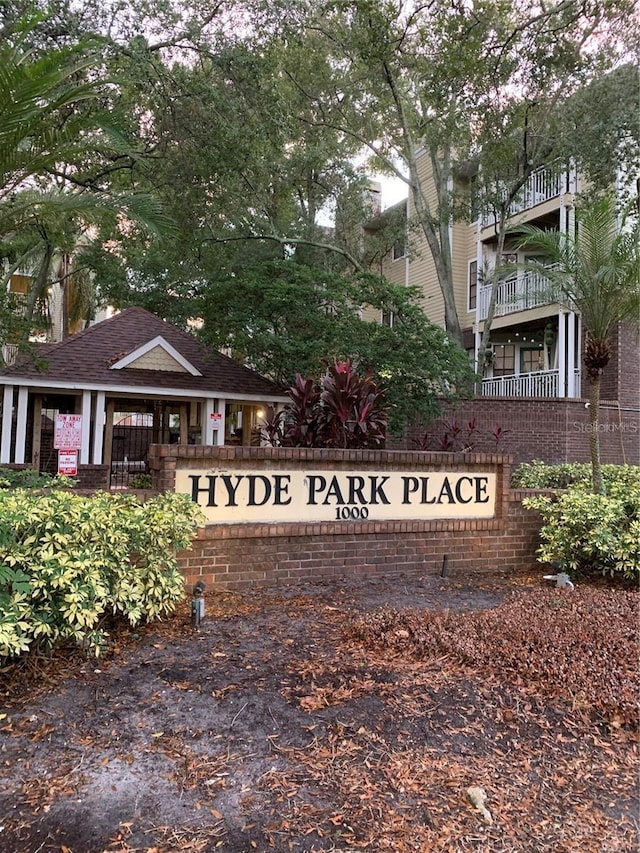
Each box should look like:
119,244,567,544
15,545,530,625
480,368,581,398
481,165,566,228
477,267,556,321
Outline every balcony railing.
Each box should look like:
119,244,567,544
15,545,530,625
481,370,559,397
477,268,556,321
480,368,581,398
1,344,18,366
481,165,565,228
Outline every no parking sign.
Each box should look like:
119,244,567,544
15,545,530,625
57,449,78,476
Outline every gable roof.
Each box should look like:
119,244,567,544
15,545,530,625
0,307,286,400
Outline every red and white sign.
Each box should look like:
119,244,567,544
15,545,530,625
54,414,83,450
209,412,223,430
58,449,78,477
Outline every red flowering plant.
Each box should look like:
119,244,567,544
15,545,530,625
262,359,388,449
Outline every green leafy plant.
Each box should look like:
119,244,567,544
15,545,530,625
0,490,202,659
523,475,640,579
513,461,640,491
129,473,153,489
0,467,75,490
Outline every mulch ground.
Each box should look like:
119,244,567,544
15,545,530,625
0,571,637,853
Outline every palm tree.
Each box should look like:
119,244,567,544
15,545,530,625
518,195,640,493
0,28,104,202
0,21,173,351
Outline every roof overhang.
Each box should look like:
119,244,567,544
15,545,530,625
0,375,289,404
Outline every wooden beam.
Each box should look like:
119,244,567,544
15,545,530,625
179,404,188,444
103,399,115,476
32,395,43,470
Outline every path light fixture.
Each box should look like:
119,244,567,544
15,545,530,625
191,580,206,627
543,561,575,590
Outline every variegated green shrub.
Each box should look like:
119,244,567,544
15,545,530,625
513,460,640,491
523,473,640,579
0,489,202,658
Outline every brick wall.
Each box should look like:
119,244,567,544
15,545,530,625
179,492,544,591
615,322,640,411
404,398,639,466
74,465,110,490
149,445,547,592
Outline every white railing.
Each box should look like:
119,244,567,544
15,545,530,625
477,268,555,321
1,344,18,366
572,368,582,397
481,368,582,398
481,165,565,227
480,370,560,398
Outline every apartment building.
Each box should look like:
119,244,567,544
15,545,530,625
365,154,639,463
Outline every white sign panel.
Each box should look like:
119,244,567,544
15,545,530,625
58,449,78,476
54,414,83,450
175,468,497,524
209,412,223,430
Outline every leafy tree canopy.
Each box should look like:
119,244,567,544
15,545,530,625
198,260,476,432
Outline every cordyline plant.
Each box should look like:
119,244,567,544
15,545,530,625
263,359,388,449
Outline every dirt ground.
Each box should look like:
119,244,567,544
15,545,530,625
0,572,637,853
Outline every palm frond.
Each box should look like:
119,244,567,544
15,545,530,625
517,194,640,343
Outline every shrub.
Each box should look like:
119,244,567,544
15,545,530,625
0,490,202,659
0,467,75,490
129,473,153,489
263,359,388,449
415,417,509,452
512,460,640,491
523,475,640,579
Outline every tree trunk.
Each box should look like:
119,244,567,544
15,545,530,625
588,375,603,494
478,218,509,373
25,243,55,325
409,168,463,346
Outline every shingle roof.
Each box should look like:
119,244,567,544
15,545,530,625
0,307,285,399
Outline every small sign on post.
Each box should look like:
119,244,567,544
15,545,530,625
209,412,223,431
58,449,78,477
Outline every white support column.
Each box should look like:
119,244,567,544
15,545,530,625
474,329,482,373
80,390,91,464
202,398,215,446
14,387,29,464
92,391,105,464
214,399,226,446
1,385,14,463
566,312,576,397
475,232,483,327
557,309,566,398
576,315,583,397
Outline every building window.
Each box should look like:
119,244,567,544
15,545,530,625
392,236,406,260
381,309,394,328
468,260,477,310
520,347,544,373
492,344,515,376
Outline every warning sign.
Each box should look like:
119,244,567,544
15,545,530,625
54,414,83,450
58,449,78,477
209,412,223,430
